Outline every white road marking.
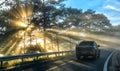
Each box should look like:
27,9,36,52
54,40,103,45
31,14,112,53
103,51,115,71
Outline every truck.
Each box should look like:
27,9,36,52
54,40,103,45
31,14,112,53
76,40,100,60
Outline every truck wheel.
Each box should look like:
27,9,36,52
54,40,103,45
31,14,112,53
77,56,80,60
97,53,100,58
93,55,98,59
97,55,100,58
98,51,100,58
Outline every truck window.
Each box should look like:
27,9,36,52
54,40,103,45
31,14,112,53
79,41,94,46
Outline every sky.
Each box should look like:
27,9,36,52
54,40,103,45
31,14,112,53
64,0,120,26
0,0,120,26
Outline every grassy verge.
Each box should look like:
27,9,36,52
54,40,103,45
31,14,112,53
1,53,74,70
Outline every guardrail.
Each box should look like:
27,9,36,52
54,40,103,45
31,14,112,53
0,50,74,68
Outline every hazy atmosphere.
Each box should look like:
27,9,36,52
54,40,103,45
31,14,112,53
0,0,120,56
0,0,120,71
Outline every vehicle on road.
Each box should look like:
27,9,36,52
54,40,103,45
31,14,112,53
76,40,100,59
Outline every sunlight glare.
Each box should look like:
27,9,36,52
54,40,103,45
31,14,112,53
80,33,86,37
0,54,4,57
37,39,44,43
18,22,28,27
9,2,33,28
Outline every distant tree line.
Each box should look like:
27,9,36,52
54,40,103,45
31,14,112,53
0,0,113,34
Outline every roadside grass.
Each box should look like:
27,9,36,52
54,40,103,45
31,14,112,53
1,53,74,69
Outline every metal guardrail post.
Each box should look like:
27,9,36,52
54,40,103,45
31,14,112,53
62,52,63,56
36,56,39,60
0,61,3,68
21,58,24,63
47,55,49,59
55,53,57,57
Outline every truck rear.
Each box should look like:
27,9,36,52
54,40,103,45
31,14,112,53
76,41,100,59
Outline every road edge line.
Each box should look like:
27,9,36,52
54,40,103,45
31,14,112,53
103,51,115,71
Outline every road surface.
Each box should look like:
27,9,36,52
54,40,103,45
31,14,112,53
2,48,113,71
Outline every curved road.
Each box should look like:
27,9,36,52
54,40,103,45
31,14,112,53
44,49,112,71
3,48,113,71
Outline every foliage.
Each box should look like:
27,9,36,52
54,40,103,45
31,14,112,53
0,0,112,33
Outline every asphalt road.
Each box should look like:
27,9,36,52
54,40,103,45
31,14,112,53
43,49,112,71
2,48,113,71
